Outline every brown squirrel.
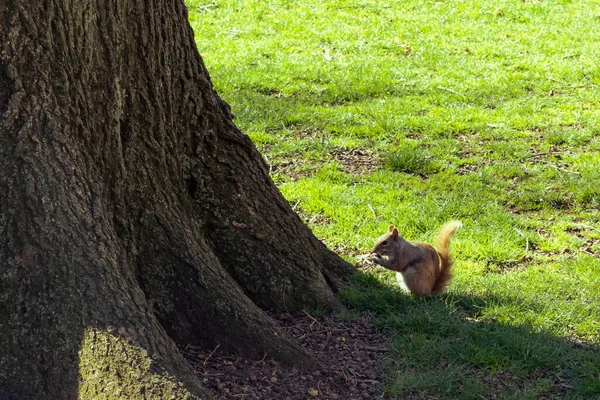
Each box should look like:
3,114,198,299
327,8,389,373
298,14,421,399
370,221,461,295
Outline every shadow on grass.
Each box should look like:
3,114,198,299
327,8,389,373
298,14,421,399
341,271,600,399
219,85,418,137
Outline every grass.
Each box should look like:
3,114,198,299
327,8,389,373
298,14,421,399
186,0,600,398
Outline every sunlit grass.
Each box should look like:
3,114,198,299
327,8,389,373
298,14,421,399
187,0,600,397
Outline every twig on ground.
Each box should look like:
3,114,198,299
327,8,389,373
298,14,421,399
367,204,377,220
437,86,466,100
203,344,220,370
537,160,580,175
547,76,567,84
574,225,600,234
547,75,595,90
359,346,389,353
303,310,321,327
198,371,224,377
255,353,268,364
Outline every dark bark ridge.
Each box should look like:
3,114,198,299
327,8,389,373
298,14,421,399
0,1,354,398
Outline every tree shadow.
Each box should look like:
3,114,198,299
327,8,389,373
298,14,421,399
341,270,600,399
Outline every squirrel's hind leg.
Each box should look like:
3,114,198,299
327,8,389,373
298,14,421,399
402,266,434,295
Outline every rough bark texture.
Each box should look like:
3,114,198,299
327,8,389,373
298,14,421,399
0,1,354,398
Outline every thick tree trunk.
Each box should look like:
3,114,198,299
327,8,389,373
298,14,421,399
0,1,354,398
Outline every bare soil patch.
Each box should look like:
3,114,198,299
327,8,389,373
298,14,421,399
331,148,380,175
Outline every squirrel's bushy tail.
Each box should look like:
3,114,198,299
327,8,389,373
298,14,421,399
431,221,462,293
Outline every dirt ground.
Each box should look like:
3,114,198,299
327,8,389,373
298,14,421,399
183,312,390,400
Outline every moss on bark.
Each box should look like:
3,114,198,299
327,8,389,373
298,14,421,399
78,329,200,399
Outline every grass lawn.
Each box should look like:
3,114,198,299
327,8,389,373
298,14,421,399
186,0,600,398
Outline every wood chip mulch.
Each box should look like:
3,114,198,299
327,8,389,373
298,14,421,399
183,313,390,400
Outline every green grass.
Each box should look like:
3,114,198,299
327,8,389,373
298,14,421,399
187,0,600,398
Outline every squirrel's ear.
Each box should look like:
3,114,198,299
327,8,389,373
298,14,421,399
388,225,395,232
392,228,399,239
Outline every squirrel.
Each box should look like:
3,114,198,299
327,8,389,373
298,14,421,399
370,221,462,295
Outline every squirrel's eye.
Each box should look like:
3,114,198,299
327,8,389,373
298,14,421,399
382,240,388,245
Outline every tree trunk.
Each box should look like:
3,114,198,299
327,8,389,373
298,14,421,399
0,1,354,398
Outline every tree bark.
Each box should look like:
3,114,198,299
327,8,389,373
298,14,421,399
0,1,354,398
